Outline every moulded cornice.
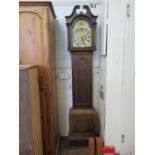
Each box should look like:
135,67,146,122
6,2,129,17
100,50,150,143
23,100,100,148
52,0,101,6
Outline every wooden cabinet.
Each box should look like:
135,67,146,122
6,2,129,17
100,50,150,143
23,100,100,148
19,2,58,155
19,65,43,155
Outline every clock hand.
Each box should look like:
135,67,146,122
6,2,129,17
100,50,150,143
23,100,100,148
81,36,86,46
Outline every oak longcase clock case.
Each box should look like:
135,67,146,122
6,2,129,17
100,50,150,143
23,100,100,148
66,5,98,142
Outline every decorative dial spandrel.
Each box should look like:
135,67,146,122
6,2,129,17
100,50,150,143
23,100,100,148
73,20,91,48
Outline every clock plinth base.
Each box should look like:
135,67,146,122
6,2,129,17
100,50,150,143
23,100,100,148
69,108,98,145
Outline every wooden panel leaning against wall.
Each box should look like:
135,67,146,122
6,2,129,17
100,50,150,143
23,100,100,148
19,1,58,155
19,65,43,155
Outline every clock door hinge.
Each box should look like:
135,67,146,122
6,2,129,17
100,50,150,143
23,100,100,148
121,134,125,143
126,4,130,18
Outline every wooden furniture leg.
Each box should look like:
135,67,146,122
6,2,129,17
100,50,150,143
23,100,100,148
96,137,103,155
89,137,95,155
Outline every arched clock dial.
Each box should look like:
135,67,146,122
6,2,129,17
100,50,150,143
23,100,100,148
73,20,92,48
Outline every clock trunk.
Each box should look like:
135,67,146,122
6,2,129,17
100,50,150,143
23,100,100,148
72,52,92,108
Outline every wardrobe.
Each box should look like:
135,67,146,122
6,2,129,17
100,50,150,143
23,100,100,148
19,2,58,155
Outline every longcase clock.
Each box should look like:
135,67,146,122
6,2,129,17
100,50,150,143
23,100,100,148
66,5,98,143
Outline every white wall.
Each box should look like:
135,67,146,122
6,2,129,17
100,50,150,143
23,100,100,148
97,0,107,141
52,0,102,136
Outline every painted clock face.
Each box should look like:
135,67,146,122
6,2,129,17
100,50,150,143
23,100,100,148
73,20,91,48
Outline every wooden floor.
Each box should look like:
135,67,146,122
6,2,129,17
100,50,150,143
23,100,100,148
59,137,89,155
